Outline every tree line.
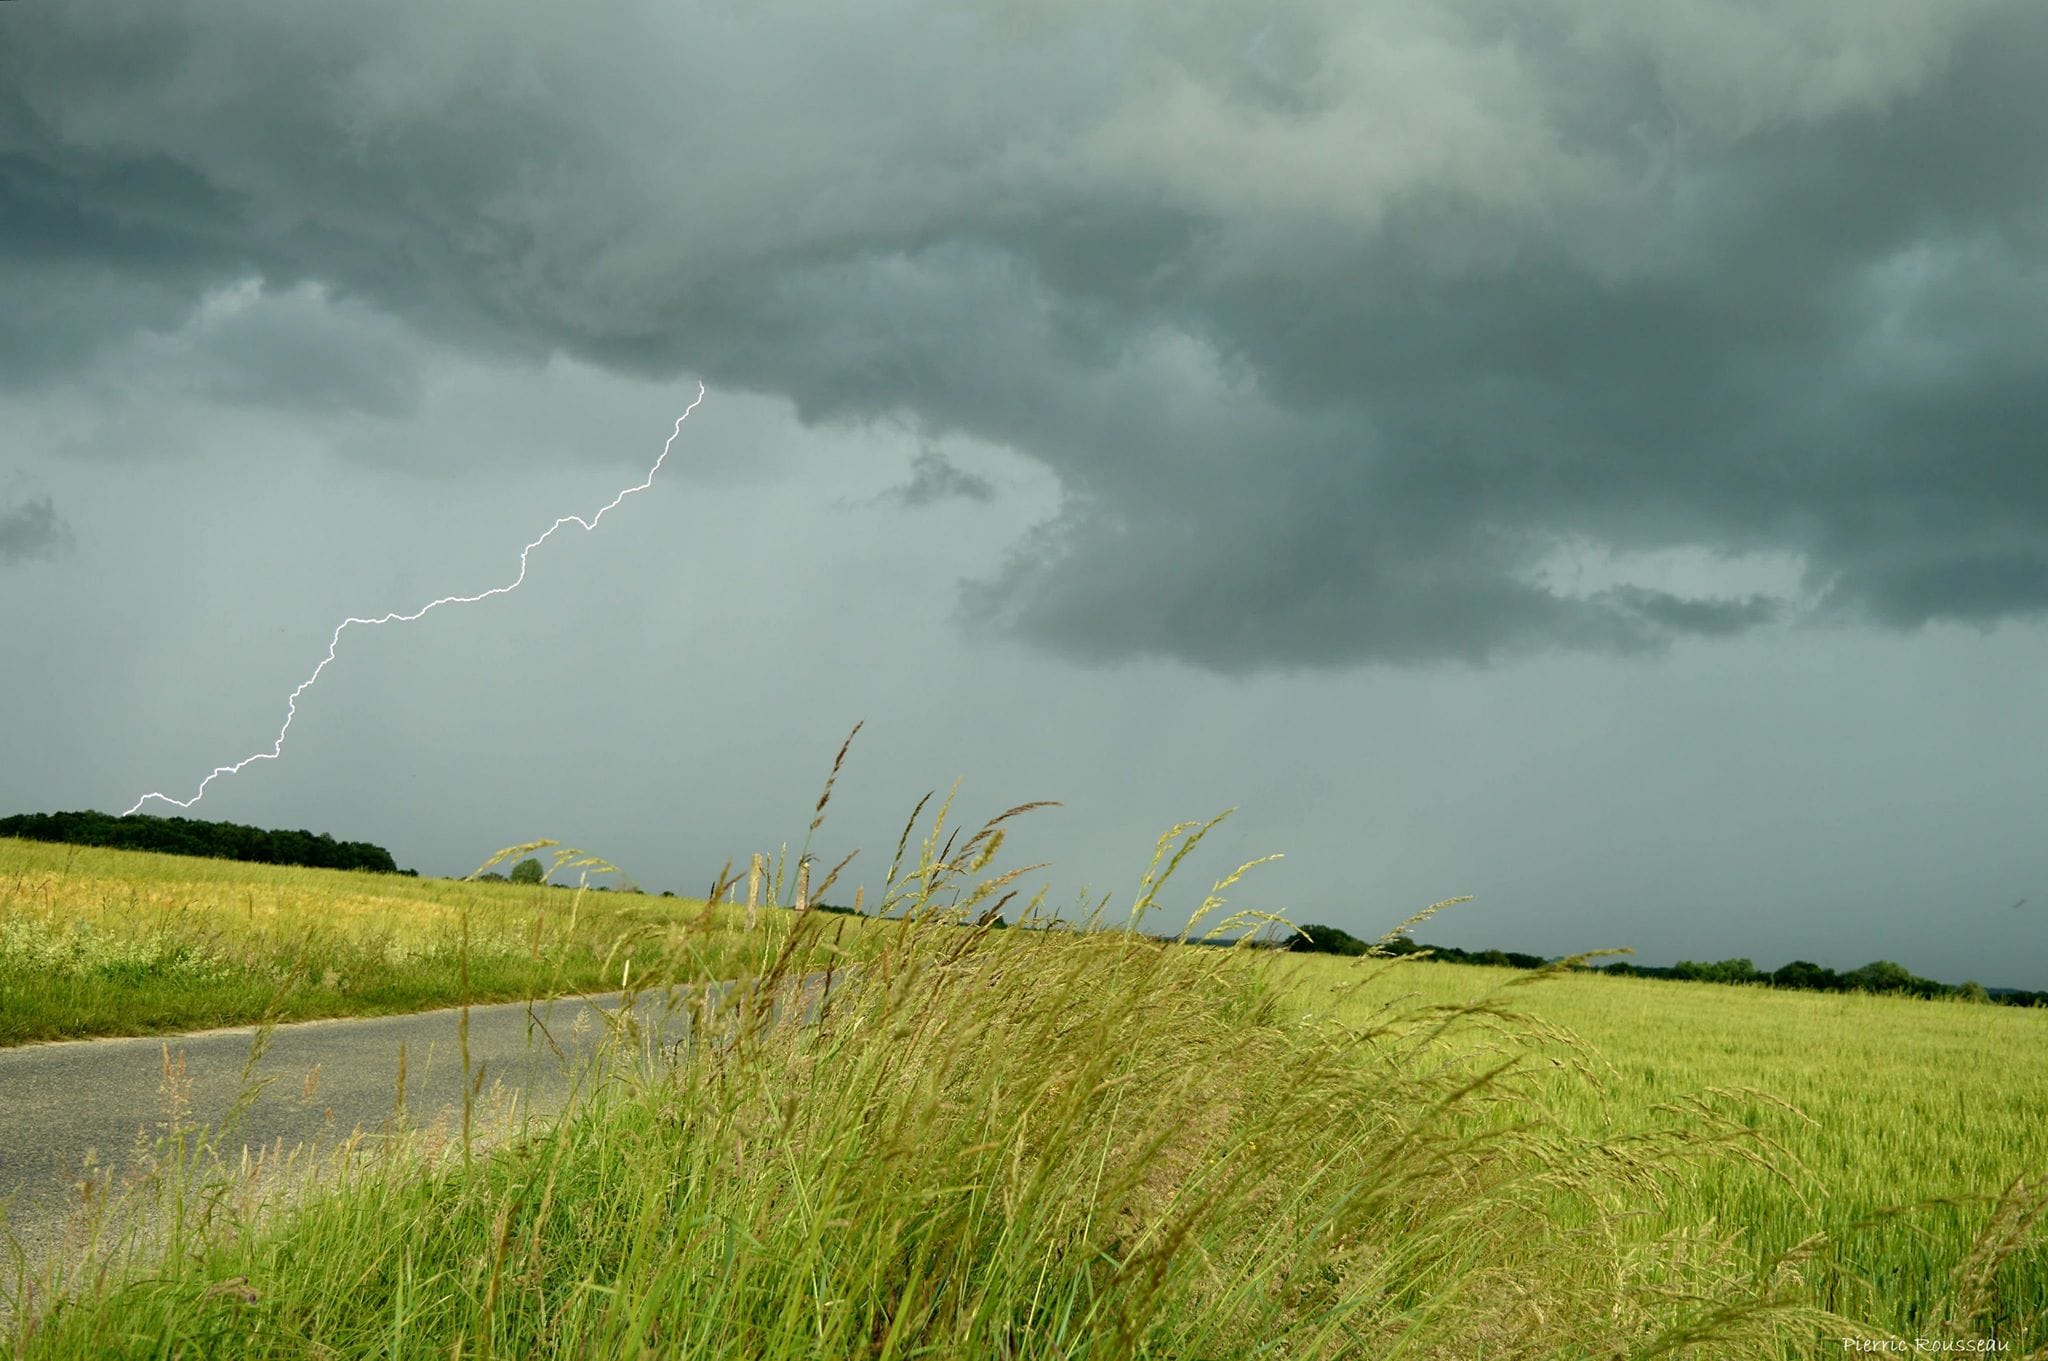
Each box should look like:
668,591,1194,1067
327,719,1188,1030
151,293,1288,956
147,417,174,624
0,810,411,876
1286,922,2047,1007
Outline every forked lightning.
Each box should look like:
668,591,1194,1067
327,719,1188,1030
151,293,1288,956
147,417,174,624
123,382,708,816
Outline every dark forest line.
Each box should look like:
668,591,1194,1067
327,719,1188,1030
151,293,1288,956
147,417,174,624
1286,922,2048,1008
0,810,412,876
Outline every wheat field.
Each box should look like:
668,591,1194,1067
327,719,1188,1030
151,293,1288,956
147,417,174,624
1274,947,2048,1346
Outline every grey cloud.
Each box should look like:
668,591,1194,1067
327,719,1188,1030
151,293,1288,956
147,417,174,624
181,283,423,417
889,448,995,508
0,494,71,565
3,0,2045,668
0,86,264,384
1844,551,2048,631
1598,587,1782,640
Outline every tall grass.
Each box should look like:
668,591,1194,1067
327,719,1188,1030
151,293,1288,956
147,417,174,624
11,800,1993,1359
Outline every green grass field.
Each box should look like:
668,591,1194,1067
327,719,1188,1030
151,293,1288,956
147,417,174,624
4,811,2043,1357
0,836,800,1046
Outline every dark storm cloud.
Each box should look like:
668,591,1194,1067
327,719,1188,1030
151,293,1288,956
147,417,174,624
0,493,71,565
4,0,2045,668
1600,587,1782,640
0,86,259,384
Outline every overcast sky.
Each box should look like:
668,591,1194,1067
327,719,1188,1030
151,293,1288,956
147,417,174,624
4,0,2046,987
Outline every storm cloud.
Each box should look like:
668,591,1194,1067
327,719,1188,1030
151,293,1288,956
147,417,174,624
890,448,996,508
3,0,2045,668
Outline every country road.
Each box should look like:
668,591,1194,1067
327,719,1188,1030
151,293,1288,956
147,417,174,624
0,988,691,1277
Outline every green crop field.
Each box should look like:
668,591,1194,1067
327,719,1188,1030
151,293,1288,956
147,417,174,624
1273,948,2048,1349
0,836,809,1047
4,812,2043,1357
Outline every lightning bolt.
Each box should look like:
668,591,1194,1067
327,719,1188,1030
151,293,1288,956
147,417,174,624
123,381,708,816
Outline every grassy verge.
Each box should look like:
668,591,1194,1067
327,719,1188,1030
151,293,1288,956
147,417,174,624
1275,948,2048,1346
0,837,838,1046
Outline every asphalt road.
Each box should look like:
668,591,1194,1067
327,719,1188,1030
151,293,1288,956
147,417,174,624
0,988,694,1276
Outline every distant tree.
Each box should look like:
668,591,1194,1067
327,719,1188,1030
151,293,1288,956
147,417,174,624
1771,960,1843,992
1843,960,1919,996
509,857,545,885
1665,959,1752,985
1957,981,1992,1004
476,871,509,884
1288,924,1372,957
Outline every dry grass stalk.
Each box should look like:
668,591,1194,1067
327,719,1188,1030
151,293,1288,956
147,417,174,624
747,852,763,930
